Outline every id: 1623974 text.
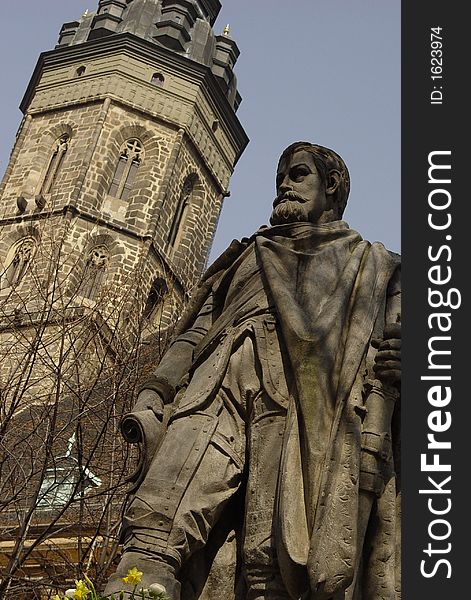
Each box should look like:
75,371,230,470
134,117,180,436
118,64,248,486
430,27,444,105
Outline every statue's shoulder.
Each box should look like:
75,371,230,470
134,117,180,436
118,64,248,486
386,250,401,300
387,250,401,265
172,237,252,339
369,239,401,267
202,236,253,282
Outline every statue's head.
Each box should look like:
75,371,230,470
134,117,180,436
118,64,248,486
270,141,351,226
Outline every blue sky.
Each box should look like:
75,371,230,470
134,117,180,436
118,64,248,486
0,0,400,261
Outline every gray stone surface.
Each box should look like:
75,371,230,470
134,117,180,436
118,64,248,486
106,142,401,600
56,0,240,111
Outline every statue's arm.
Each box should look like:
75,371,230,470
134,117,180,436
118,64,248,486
133,294,214,417
373,263,401,388
121,239,247,447
385,262,401,329
120,292,213,451
131,238,249,419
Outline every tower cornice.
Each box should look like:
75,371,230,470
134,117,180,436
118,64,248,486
20,32,248,164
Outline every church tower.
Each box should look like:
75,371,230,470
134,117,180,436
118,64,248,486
0,1,247,594
0,0,247,331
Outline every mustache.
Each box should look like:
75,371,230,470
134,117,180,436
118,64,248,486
273,190,306,207
270,199,306,226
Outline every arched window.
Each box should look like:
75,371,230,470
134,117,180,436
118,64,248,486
143,277,168,321
168,175,198,250
76,65,86,77
108,139,143,201
40,134,70,196
0,237,37,291
151,72,165,87
77,246,109,300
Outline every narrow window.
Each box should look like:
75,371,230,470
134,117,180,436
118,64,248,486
108,139,143,200
143,277,168,321
41,134,70,196
77,246,109,300
76,65,86,77
0,237,36,290
168,175,196,249
151,72,165,87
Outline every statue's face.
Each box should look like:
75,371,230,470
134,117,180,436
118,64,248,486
271,150,330,226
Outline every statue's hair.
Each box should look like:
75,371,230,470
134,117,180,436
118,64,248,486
278,141,351,219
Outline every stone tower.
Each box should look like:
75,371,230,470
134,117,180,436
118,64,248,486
0,0,247,332
0,1,247,594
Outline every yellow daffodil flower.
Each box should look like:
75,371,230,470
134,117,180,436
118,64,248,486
122,566,143,586
73,580,90,600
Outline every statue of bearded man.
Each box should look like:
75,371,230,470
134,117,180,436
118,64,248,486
105,142,401,600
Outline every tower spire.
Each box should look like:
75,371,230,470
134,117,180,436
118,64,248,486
56,0,239,109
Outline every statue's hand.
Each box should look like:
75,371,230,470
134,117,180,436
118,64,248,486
372,322,401,389
121,389,165,445
133,388,165,420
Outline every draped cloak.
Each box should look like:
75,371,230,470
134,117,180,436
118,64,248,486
253,222,400,599
127,221,401,600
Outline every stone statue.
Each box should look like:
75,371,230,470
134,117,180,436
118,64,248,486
105,142,401,600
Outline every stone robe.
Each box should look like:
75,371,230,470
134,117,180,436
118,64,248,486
121,221,401,599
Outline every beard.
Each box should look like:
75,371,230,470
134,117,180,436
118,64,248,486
270,196,308,225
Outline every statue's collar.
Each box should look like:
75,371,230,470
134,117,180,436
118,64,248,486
253,220,352,239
